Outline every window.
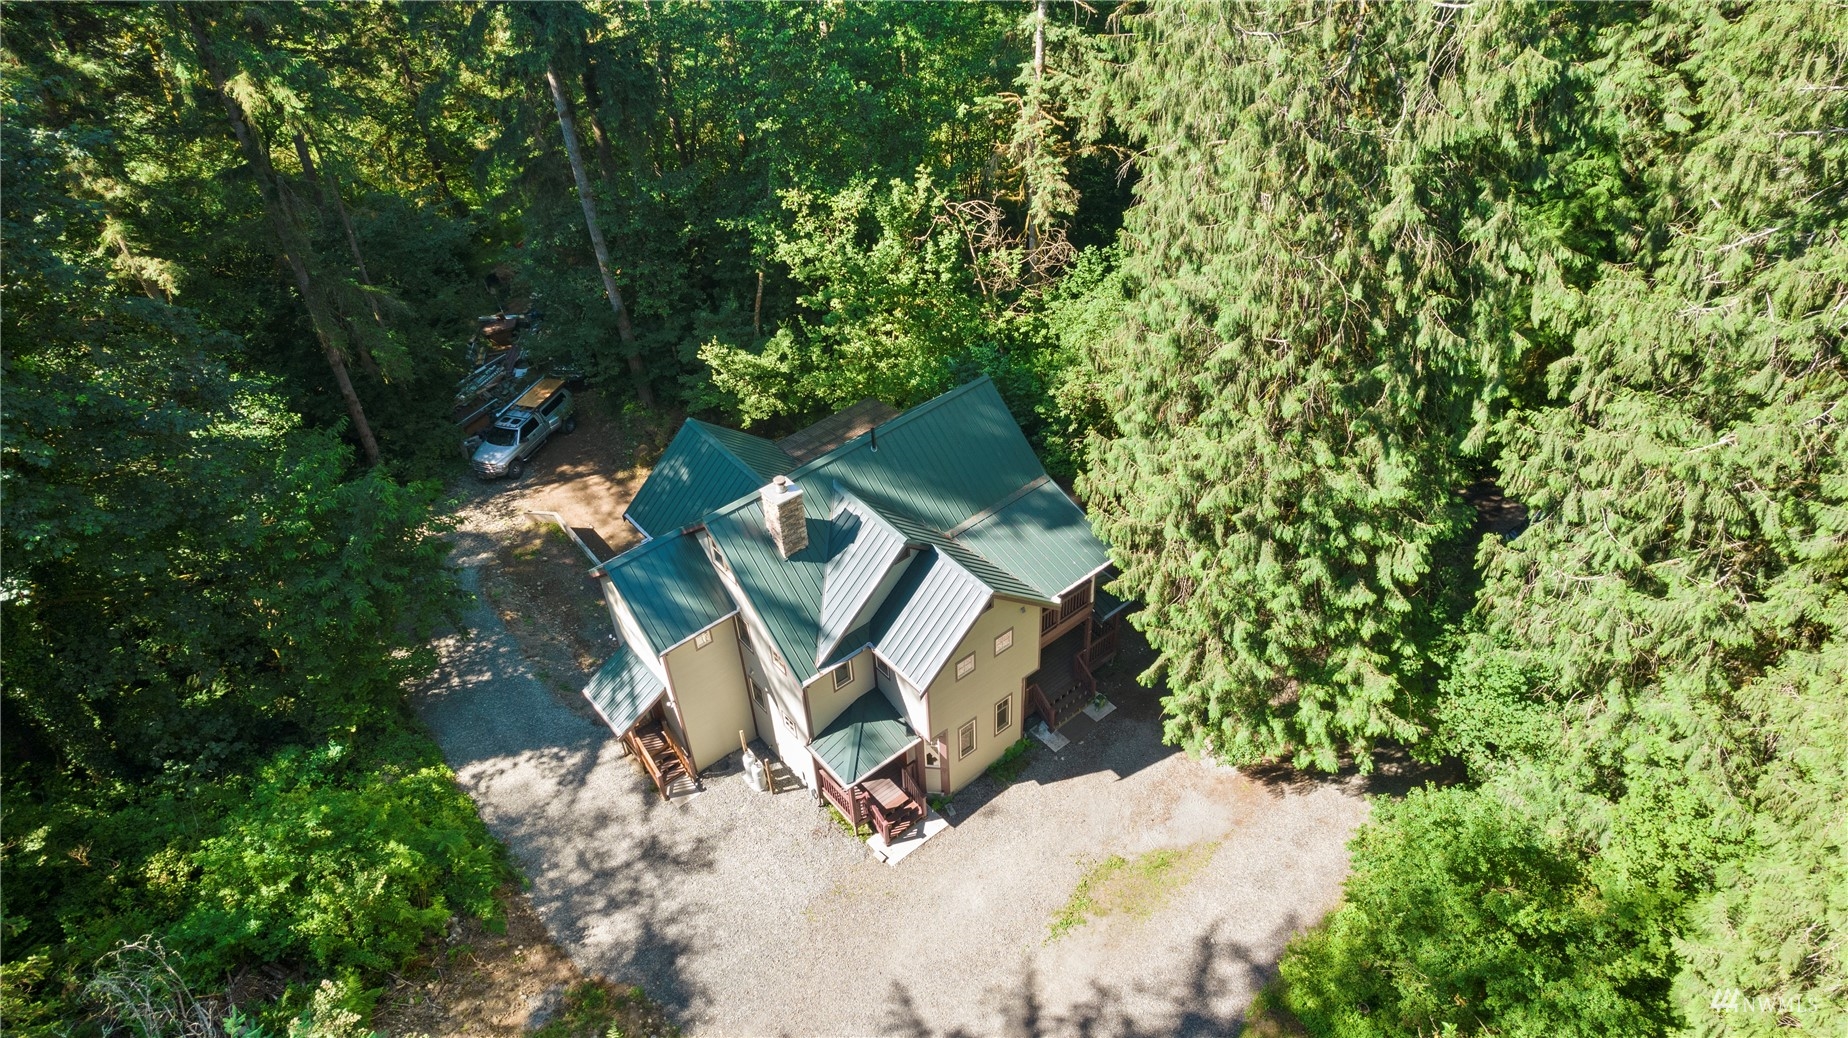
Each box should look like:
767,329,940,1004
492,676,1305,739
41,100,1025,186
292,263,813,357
958,720,977,759
993,627,1014,656
955,653,976,680
924,744,940,768
694,629,714,649
832,659,852,689
994,695,1012,736
737,623,755,655
875,657,893,680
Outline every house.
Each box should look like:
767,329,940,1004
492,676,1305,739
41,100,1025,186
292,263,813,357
580,378,1128,842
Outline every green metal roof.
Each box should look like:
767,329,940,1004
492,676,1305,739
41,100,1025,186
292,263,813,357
870,550,992,690
816,495,909,665
702,495,832,682
624,420,793,537
809,689,919,786
583,644,665,735
791,380,1048,535
957,479,1110,599
598,532,735,654
625,377,1111,690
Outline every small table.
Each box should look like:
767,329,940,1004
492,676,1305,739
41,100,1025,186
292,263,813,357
862,777,909,812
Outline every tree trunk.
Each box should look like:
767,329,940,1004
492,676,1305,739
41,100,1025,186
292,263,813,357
545,63,654,408
580,57,623,191
306,134,386,379
1025,0,1046,254
753,269,764,338
188,12,381,466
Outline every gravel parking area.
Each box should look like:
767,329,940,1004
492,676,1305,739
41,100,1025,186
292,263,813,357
416,563,1377,1037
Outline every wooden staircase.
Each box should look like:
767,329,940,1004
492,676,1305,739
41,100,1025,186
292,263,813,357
1028,625,1097,730
627,720,701,800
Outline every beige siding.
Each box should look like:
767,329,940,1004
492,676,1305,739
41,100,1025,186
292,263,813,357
875,655,932,756
662,619,756,772
922,599,1042,793
600,580,666,680
701,533,817,789
807,650,876,733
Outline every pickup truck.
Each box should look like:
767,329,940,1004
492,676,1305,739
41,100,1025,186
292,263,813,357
469,377,576,480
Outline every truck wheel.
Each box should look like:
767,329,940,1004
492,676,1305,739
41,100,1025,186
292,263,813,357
508,458,526,480
563,417,577,434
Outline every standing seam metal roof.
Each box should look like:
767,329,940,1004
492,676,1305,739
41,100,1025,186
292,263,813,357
597,532,735,655
870,550,993,691
583,644,666,735
956,479,1111,599
702,496,833,683
788,380,1048,535
623,420,793,537
809,689,920,786
815,493,909,666
622,377,1109,691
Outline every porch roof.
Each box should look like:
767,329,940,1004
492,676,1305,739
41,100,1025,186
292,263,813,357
810,690,919,787
583,644,665,736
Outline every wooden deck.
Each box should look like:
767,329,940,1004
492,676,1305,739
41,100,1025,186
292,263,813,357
817,754,926,844
777,398,900,464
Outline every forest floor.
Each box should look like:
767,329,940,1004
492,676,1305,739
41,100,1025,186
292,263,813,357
403,388,1374,1036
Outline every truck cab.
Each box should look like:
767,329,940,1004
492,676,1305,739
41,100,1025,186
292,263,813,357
469,377,575,480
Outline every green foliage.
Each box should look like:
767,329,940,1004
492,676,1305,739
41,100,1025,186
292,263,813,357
530,980,680,1038
1281,786,1679,1038
985,737,1035,786
701,174,995,422
1091,0,1544,772
174,737,503,976
3,720,503,1022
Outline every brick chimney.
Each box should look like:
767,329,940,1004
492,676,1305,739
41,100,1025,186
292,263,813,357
761,476,807,558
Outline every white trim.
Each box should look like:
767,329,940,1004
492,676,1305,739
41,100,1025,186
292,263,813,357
624,511,653,541
1052,562,1111,606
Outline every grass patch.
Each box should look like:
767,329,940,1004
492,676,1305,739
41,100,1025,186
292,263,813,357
1047,841,1219,942
985,737,1035,785
530,979,679,1038
826,804,871,839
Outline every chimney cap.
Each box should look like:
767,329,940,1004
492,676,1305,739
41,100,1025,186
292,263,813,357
773,474,790,487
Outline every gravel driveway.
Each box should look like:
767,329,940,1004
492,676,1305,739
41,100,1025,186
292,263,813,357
416,562,1374,1037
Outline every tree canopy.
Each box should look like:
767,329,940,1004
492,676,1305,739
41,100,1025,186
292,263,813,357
4,2,1843,1035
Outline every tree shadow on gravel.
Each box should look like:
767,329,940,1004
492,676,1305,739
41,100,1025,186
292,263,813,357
874,918,1301,1038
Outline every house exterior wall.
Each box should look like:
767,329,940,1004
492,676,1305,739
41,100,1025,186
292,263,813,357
662,618,756,773
875,655,931,747
700,533,818,790
921,598,1042,794
807,649,877,735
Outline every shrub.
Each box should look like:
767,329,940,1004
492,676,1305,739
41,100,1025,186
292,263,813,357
172,733,504,976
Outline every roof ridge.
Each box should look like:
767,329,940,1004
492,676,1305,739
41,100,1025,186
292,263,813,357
788,376,995,481
684,419,768,484
873,495,1038,599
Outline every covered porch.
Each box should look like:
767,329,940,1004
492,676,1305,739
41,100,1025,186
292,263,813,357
810,691,928,846
584,645,701,801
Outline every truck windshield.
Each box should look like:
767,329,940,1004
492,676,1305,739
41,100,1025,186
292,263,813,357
481,425,520,447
